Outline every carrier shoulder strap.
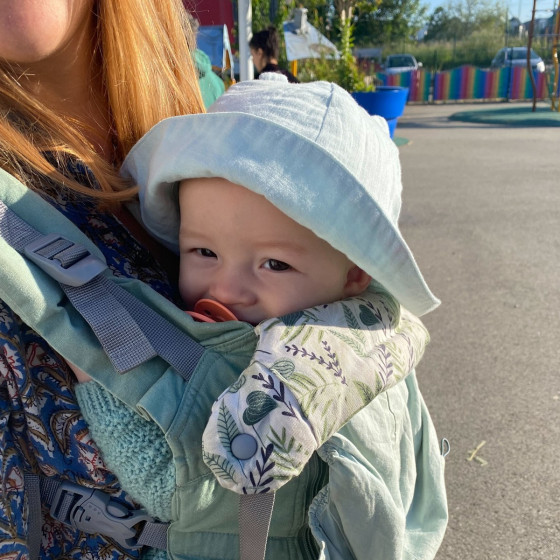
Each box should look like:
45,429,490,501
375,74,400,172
0,170,273,560
0,195,204,378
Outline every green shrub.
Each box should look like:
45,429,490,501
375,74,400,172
380,32,532,72
296,17,373,91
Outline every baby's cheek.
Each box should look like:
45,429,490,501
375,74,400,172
178,268,199,309
266,285,313,317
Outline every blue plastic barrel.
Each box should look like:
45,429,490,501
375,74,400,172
352,86,409,138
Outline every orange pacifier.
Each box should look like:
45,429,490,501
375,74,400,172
186,299,238,323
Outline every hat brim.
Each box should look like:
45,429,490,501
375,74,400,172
121,113,440,316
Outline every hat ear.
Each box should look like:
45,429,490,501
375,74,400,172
343,266,372,298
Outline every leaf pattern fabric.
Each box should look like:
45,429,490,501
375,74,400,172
202,284,430,494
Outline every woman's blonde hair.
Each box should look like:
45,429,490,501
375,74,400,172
0,0,205,201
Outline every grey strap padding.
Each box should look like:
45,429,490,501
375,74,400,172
0,199,204,378
137,521,168,550
0,199,43,250
239,493,275,560
63,277,159,372
62,276,205,376
24,474,42,560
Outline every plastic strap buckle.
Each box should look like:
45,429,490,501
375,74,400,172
49,481,153,549
24,233,107,286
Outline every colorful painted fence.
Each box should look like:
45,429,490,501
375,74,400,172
377,65,557,103
433,65,549,101
380,70,431,103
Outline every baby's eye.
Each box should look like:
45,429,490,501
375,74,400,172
196,248,217,258
263,259,291,272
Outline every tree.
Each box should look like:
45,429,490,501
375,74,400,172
424,0,504,42
254,0,425,46
250,0,283,31
354,0,426,45
251,0,426,87
425,7,464,41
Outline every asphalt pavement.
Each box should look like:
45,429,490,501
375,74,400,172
394,101,560,559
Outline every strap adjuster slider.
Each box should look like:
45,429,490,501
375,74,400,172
24,233,107,286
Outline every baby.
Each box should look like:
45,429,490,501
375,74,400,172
73,75,447,559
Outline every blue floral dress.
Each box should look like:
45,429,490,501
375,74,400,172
0,162,178,559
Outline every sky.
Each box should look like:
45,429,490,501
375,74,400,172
423,0,556,24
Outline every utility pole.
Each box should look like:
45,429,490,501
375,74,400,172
552,0,560,110
527,0,538,111
238,0,254,81
505,6,509,50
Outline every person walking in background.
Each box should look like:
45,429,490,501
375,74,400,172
250,26,300,83
187,11,226,108
194,48,226,108
0,0,205,557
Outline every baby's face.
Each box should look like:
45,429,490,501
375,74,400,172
178,177,370,325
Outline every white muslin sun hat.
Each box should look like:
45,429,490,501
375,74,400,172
121,74,440,316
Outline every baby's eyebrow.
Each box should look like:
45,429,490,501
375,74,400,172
179,224,209,238
255,240,308,255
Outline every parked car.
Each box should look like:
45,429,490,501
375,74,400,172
490,47,545,73
383,54,422,74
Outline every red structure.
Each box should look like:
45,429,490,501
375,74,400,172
183,0,235,48
183,0,234,28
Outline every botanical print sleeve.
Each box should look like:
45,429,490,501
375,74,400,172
202,285,430,494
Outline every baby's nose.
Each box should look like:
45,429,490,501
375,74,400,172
208,266,255,307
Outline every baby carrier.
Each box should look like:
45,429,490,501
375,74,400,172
0,166,448,559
